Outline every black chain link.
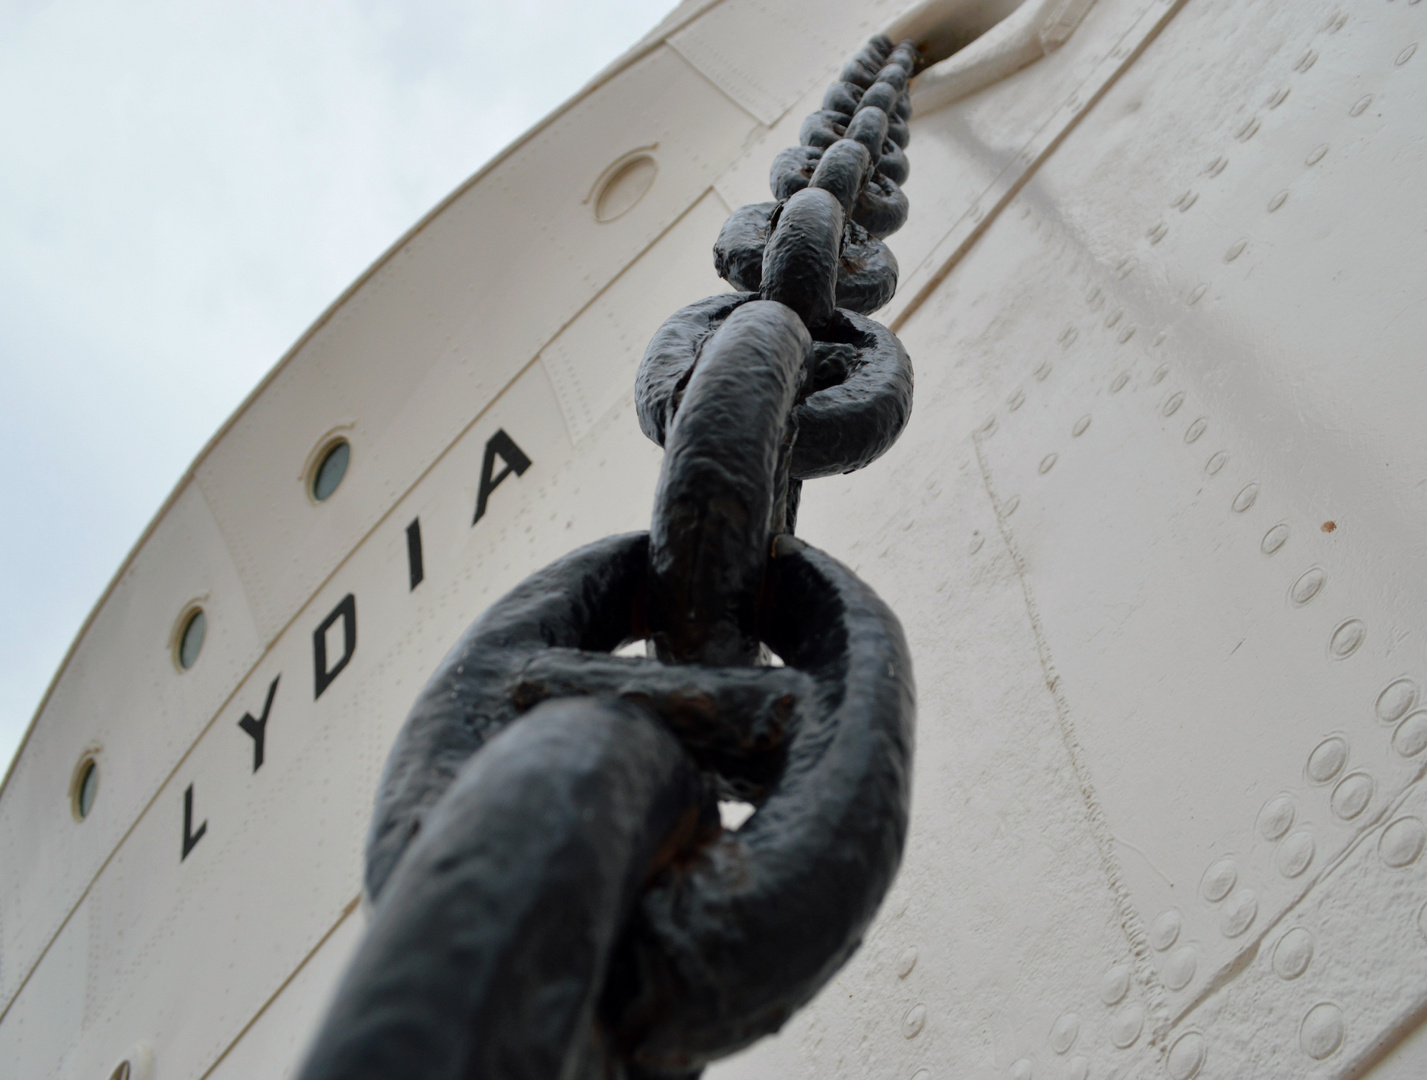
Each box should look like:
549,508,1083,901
298,34,923,1080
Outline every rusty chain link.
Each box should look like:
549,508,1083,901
298,34,923,1080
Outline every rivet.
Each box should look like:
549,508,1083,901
1273,927,1315,980
1206,155,1228,177
1100,963,1131,1005
1278,830,1315,877
1150,365,1168,385
1289,567,1326,606
897,946,918,977
1149,909,1182,951
1148,221,1168,244
1163,945,1197,990
1232,483,1259,512
1379,817,1426,868
1049,1011,1080,1054
1184,418,1207,444
1237,117,1260,141
1268,86,1290,108
1220,888,1258,937
1039,453,1058,475
1268,190,1289,212
1110,1003,1145,1048
1200,857,1237,902
1330,771,1374,820
1073,414,1092,436
1397,43,1417,65
1004,495,1020,516
1261,522,1289,553
1349,95,1373,117
902,1003,927,1038
1008,388,1026,410
1188,283,1208,304
1225,239,1247,262
1205,451,1228,476
1111,372,1130,393
1328,618,1365,659
1295,49,1318,73
1393,711,1427,757
1167,1032,1207,1080
1163,392,1185,417
1258,795,1296,840
1375,678,1418,723
1300,1003,1344,1060
1306,143,1329,166
1307,736,1348,784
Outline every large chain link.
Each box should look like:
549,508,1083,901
298,34,923,1080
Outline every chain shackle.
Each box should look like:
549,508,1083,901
296,33,924,1080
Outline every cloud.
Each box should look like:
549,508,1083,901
0,0,679,774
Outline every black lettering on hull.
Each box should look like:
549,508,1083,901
237,676,280,772
314,594,357,700
182,783,207,861
473,430,532,524
407,518,424,590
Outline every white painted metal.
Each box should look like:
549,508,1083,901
5,0,1427,1078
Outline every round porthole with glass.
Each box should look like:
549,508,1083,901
175,607,206,671
71,755,99,820
310,439,351,502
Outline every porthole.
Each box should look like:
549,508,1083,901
587,148,658,223
175,607,206,671
71,755,99,821
310,439,351,502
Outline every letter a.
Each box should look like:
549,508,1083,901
473,429,532,524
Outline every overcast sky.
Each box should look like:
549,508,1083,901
0,0,680,775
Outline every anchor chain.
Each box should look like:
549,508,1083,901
297,34,922,1080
